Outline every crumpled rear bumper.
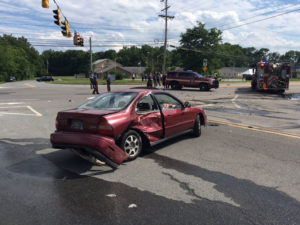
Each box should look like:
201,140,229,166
50,132,128,167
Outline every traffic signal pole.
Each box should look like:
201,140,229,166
90,37,93,72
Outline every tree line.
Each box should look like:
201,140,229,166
1,22,300,81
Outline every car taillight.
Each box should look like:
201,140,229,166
98,119,114,136
56,117,59,130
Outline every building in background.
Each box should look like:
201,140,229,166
93,59,146,78
218,67,249,79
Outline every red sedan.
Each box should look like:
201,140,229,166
50,90,207,168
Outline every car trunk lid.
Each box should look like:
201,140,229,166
56,109,116,133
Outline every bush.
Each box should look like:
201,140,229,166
115,72,124,80
110,70,124,80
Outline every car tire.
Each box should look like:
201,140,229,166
192,115,201,137
120,130,142,160
251,81,256,90
199,83,207,91
171,81,180,90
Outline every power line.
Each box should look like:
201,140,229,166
217,4,300,29
222,7,300,31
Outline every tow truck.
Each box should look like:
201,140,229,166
251,61,291,93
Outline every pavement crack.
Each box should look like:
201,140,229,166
162,172,212,203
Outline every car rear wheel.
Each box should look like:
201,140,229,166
121,130,142,160
192,115,201,137
171,81,181,90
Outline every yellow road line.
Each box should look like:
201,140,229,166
208,119,300,140
24,83,35,88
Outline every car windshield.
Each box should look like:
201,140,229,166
195,73,204,78
79,92,138,111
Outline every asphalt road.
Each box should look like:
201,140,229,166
0,81,300,225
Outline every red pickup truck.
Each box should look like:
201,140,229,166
166,71,219,91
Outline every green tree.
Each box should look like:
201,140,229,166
179,22,222,73
0,35,45,81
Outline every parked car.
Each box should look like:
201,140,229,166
36,76,54,82
243,74,253,80
166,70,219,91
50,90,207,168
6,76,16,82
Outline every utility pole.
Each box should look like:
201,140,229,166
159,0,174,75
89,37,92,72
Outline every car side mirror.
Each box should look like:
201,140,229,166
184,101,191,108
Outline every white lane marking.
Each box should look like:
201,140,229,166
232,94,241,109
87,97,96,100
0,106,26,109
36,148,60,155
0,140,34,145
199,104,215,107
0,112,39,116
27,106,42,117
0,105,42,117
0,102,24,105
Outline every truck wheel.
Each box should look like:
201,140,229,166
251,82,256,90
120,130,142,160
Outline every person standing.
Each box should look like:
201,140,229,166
153,72,157,88
107,74,111,92
89,71,94,89
162,73,167,89
157,72,161,86
147,73,153,89
92,73,99,94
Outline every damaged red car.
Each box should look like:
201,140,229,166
50,90,207,168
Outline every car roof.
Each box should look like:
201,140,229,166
109,89,165,94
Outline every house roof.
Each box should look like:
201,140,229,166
93,59,107,65
122,67,146,74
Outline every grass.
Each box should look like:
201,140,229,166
52,76,146,85
50,76,300,85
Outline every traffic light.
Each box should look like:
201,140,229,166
61,20,72,37
73,33,84,46
42,0,49,8
53,8,61,26
79,37,84,46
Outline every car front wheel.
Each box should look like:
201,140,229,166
192,115,201,137
120,130,142,160
199,83,207,91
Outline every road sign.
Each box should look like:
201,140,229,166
203,59,207,67
203,66,207,72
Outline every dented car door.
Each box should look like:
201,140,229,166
132,94,164,142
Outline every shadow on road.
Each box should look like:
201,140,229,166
0,138,114,180
1,137,300,224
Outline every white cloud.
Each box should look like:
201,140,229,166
1,0,300,53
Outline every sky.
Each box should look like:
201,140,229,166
1,0,300,54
